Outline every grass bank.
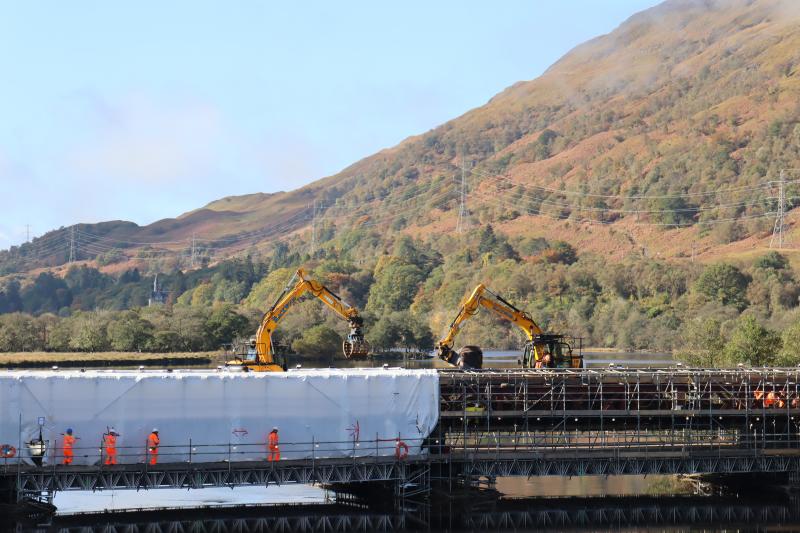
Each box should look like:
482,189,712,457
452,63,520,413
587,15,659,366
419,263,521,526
0,351,215,369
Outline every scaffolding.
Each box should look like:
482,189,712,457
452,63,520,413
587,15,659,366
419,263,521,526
435,368,800,456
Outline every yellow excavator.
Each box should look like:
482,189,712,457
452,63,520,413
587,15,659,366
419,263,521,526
436,284,583,369
226,268,370,372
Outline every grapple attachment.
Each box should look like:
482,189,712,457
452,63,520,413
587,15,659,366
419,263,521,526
342,316,370,358
343,337,371,358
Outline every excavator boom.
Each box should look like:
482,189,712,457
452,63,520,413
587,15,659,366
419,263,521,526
436,284,581,369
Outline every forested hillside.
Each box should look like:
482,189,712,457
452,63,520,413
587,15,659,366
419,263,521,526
2,0,800,362
3,234,800,367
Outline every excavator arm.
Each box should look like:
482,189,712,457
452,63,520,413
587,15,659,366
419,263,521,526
436,284,542,365
232,268,369,372
436,284,580,369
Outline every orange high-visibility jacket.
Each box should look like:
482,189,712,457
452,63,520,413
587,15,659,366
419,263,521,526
63,435,76,450
268,432,279,448
104,434,117,449
765,391,777,407
148,433,160,449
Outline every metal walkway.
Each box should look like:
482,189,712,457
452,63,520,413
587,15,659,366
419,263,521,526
6,457,428,495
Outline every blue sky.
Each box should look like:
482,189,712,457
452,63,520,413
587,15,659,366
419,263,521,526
0,0,661,249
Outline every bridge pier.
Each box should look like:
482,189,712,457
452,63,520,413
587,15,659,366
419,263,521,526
325,463,434,509
0,475,56,527
0,474,14,505
692,471,800,499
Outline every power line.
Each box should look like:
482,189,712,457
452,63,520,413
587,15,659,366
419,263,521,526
75,206,314,249
470,166,781,199
29,237,71,257
477,173,772,215
68,227,76,263
73,231,191,246
353,190,457,229
471,188,776,227
771,169,788,249
473,168,776,207
310,199,317,256
457,154,469,234
40,184,449,263
12,165,793,268
318,181,452,218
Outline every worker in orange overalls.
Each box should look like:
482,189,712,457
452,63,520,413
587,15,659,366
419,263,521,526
147,428,160,465
765,391,777,408
765,391,786,409
104,428,119,465
777,392,787,409
267,427,280,462
62,428,78,465
754,389,764,407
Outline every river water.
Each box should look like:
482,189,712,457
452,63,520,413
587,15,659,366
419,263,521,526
14,350,800,531
318,349,675,370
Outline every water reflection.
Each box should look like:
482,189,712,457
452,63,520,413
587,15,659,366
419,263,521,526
293,350,674,371
53,485,327,514
496,474,694,498
36,494,800,532
67,349,674,372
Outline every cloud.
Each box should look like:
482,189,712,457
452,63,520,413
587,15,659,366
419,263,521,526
254,132,326,190
0,228,12,250
766,0,800,21
0,92,252,250
0,149,34,185
65,93,224,185
0,151,41,248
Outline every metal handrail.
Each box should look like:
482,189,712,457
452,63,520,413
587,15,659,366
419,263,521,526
9,435,429,468
7,424,799,469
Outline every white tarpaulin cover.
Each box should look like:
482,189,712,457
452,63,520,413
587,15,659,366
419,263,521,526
0,368,439,465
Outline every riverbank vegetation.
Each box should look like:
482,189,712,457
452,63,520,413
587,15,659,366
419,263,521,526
1,227,800,366
0,351,212,368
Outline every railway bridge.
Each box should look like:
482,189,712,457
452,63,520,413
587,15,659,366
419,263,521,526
39,496,800,532
3,367,800,510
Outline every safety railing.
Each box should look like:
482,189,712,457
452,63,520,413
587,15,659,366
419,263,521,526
436,427,796,456
439,368,800,415
1,435,429,469
3,426,799,474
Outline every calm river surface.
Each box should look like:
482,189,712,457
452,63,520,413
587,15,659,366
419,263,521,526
16,350,800,531
319,349,675,370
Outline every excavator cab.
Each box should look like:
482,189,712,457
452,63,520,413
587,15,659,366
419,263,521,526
524,335,583,369
225,337,287,371
245,337,258,362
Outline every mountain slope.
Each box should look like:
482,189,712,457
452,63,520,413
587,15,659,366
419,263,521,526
5,0,800,274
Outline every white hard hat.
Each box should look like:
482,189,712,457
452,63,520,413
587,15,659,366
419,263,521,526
152,428,159,433
272,426,278,431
